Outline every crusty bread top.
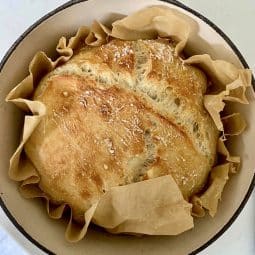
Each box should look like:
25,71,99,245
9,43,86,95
25,39,218,222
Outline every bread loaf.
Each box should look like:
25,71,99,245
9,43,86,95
25,39,218,222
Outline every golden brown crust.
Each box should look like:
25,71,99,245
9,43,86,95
25,39,218,222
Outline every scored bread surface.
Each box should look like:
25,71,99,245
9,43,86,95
25,39,218,222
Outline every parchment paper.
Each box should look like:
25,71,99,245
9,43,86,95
6,6,251,241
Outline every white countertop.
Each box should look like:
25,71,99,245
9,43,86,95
0,1,254,254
